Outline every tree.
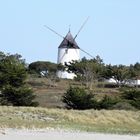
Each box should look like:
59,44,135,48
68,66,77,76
133,62,140,77
65,56,104,89
130,62,140,82
99,95,118,109
28,61,58,77
62,87,98,109
0,53,27,88
103,64,130,87
62,86,118,110
0,85,38,106
0,52,38,106
121,88,140,109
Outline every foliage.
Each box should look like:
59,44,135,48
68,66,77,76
0,85,38,106
121,88,140,109
62,87,98,109
103,64,131,86
133,62,140,78
0,106,140,134
99,95,118,109
28,61,58,77
62,86,118,110
0,53,27,88
0,52,38,106
111,102,136,110
102,63,140,87
65,56,104,89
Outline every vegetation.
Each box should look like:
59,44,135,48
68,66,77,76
0,52,38,106
65,56,140,88
62,87,119,110
62,87,98,109
65,56,104,89
121,88,140,109
0,106,140,134
103,64,130,86
0,51,140,134
28,61,60,78
99,95,118,109
26,55,140,110
0,85,38,106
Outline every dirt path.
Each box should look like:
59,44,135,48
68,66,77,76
0,129,140,140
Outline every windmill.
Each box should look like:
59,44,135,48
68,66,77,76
44,17,94,79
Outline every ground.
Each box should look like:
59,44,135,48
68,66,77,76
0,129,140,140
27,77,119,108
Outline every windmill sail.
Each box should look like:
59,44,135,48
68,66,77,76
44,18,94,79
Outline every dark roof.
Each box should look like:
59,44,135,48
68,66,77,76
58,31,79,49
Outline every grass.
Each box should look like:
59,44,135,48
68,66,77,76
27,77,120,108
0,106,140,134
7,77,138,134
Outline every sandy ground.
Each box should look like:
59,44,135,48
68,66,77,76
0,129,140,140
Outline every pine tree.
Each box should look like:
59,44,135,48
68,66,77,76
0,52,38,106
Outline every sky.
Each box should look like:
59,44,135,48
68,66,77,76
0,0,140,65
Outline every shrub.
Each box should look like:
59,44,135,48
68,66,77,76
0,85,38,106
111,102,136,110
62,87,98,110
0,52,39,106
121,88,140,109
99,95,118,109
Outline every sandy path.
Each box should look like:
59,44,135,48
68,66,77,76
0,129,140,140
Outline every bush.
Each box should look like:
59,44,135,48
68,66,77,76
0,52,39,106
62,87,120,110
121,88,140,109
111,102,136,110
99,95,118,109
62,87,98,110
0,85,38,106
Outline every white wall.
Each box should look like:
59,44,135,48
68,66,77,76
57,48,80,64
57,48,80,79
106,78,140,86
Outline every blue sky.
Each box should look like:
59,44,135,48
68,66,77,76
0,0,140,65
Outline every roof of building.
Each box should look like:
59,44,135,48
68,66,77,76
58,31,79,49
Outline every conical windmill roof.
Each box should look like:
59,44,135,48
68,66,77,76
58,31,79,49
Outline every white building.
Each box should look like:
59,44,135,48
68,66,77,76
57,30,80,79
106,78,140,86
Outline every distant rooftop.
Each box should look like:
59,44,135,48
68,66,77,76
58,31,79,49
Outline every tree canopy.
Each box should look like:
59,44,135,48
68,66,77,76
65,56,105,89
28,61,58,77
0,52,38,106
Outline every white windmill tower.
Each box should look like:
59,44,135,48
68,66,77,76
44,17,94,79
57,30,80,79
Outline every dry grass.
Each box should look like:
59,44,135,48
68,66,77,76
15,78,140,134
27,78,120,108
0,106,140,134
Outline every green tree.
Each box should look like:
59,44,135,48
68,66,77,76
0,85,38,106
0,54,27,87
0,52,38,106
133,62,140,77
28,61,58,77
99,95,118,109
65,56,104,89
121,88,140,109
62,87,98,109
103,64,130,87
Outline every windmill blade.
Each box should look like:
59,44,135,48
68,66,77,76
44,25,75,49
44,23,94,59
74,16,89,40
44,25,65,39
80,48,94,59
59,49,67,63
